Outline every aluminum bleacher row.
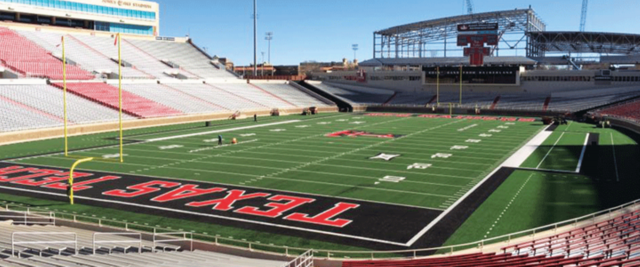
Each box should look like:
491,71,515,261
11,27,225,80
0,26,334,132
343,208,640,267
547,87,640,112
0,81,333,132
0,219,287,267
52,82,183,119
0,28,93,80
309,81,640,112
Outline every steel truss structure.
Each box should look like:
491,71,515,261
373,8,545,59
526,31,640,57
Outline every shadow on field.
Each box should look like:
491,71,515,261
531,129,640,217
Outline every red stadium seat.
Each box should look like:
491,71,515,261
51,82,183,118
0,27,94,80
343,209,640,267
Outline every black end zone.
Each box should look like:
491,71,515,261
0,162,440,250
409,167,516,252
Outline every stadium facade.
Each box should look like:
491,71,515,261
0,0,159,35
313,7,640,103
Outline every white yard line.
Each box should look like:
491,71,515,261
484,173,534,238
575,134,590,173
516,167,579,174
12,161,440,212
611,133,620,182
536,132,565,169
146,120,301,142
565,121,573,131
405,123,550,246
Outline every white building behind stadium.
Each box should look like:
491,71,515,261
0,0,159,36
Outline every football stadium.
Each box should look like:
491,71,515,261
0,0,639,266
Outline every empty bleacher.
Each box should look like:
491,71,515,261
55,82,183,118
598,99,640,121
548,86,640,112
0,84,135,128
0,97,63,132
0,219,287,267
17,30,151,80
343,205,640,267
164,82,268,111
127,39,234,79
251,82,332,107
72,34,195,79
308,82,395,104
494,93,549,110
118,83,229,114
213,82,296,108
0,28,93,80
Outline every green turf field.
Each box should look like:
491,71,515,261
444,121,640,247
0,113,545,251
4,113,543,210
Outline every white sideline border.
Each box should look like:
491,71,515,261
575,134,590,173
535,132,564,169
146,120,301,142
404,124,552,246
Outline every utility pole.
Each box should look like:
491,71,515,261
261,51,265,76
253,0,257,76
265,32,273,64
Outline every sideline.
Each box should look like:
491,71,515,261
146,120,301,142
535,132,565,169
575,134,590,173
405,123,552,246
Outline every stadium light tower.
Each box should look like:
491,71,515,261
352,44,359,62
253,0,257,75
265,32,273,64
261,51,265,76
579,0,588,32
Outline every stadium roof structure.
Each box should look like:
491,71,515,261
373,8,546,59
526,31,640,57
359,56,536,67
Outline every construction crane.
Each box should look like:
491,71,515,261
580,0,588,31
465,0,474,14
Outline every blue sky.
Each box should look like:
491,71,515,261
153,0,640,65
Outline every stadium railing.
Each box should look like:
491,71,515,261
11,231,77,257
92,232,142,254
284,249,313,267
152,231,193,252
0,210,55,225
4,198,640,260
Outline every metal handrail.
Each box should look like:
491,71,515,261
152,231,193,252
4,197,640,260
11,232,77,258
285,249,314,267
0,209,55,225
92,232,142,255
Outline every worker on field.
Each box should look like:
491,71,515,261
254,113,257,122
218,135,223,145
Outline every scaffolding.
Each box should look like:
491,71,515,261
373,8,545,59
